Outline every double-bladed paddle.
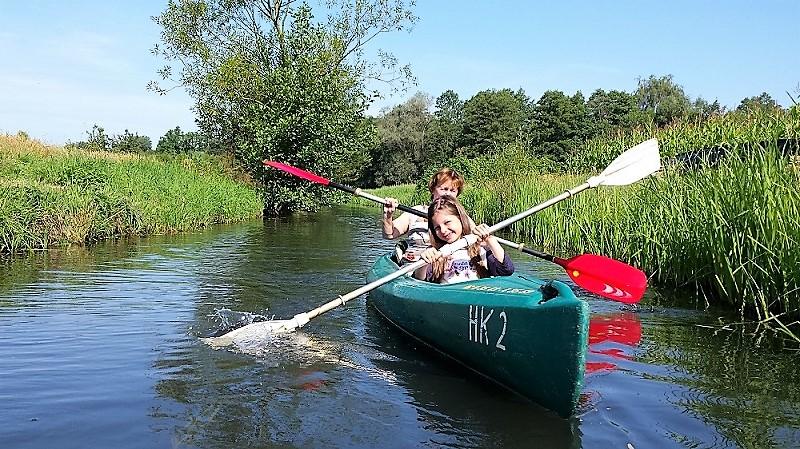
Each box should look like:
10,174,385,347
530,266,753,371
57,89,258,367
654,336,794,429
263,153,652,304
204,139,660,346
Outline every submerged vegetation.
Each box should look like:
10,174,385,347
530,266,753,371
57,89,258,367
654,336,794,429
0,134,264,254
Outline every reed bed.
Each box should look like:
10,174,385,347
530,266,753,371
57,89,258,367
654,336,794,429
361,108,800,337
458,108,799,336
569,107,800,173
0,134,264,253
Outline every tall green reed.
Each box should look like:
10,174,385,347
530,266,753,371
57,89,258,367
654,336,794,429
1,134,264,254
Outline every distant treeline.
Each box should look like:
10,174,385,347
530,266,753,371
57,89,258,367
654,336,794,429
362,75,786,187
66,125,221,155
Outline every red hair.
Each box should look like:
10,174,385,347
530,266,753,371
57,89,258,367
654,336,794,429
428,168,464,197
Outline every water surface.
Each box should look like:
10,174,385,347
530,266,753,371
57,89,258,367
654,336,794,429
1,208,798,448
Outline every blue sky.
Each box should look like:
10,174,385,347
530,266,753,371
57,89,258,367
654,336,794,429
2,1,798,145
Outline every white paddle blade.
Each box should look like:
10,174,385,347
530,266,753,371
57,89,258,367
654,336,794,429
587,138,661,187
201,313,310,347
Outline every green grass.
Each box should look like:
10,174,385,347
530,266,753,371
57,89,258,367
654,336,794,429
0,134,264,253
452,107,800,338
359,108,800,338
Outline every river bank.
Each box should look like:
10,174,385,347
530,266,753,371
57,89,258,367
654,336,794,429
0,134,264,254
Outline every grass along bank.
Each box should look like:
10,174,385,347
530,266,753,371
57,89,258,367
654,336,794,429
358,108,799,338
1,134,264,254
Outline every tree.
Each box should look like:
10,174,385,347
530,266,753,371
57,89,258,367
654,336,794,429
425,89,464,167
460,88,528,156
690,97,726,121
157,126,218,153
736,92,780,113
434,89,463,124
586,89,642,133
112,130,152,153
367,92,432,186
530,90,591,162
635,74,691,127
151,0,417,215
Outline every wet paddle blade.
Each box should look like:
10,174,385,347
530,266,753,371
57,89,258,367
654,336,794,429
556,254,647,303
263,161,331,186
201,314,310,347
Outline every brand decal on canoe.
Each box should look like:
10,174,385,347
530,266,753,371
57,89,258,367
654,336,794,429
462,285,534,295
468,305,507,351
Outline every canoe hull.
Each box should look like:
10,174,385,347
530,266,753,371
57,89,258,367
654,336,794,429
367,254,589,418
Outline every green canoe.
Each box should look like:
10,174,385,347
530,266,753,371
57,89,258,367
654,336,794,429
366,254,590,418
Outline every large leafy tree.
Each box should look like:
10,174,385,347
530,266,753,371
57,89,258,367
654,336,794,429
635,74,691,127
460,88,528,156
425,89,464,167
530,90,591,162
586,89,643,133
367,92,432,186
151,0,417,215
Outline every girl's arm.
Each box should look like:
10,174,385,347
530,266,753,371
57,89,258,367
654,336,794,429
473,224,513,276
413,247,440,281
472,224,505,262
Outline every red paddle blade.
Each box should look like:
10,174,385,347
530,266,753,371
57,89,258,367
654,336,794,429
263,161,331,186
556,254,647,303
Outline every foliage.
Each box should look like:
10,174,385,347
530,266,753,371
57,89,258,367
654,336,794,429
111,129,152,153
365,92,432,186
0,134,263,254
530,90,592,162
67,125,152,153
569,105,799,174
635,74,692,127
156,126,219,153
426,89,464,167
459,88,528,156
586,89,645,133
151,0,417,215
736,92,781,113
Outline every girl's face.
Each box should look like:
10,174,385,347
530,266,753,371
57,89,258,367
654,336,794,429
432,181,459,200
431,209,463,244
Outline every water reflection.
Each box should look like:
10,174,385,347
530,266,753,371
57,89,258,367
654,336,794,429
2,208,800,449
586,312,642,374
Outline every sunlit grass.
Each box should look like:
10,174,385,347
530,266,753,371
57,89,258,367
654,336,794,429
0,133,264,253
451,108,799,336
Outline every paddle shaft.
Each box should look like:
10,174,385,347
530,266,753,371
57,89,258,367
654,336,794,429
303,185,595,320
351,182,583,262
303,258,425,321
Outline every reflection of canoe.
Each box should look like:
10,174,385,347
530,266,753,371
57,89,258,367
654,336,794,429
586,313,642,373
366,254,590,418
589,313,642,346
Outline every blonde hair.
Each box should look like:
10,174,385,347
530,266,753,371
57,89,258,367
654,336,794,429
426,196,487,282
428,168,464,198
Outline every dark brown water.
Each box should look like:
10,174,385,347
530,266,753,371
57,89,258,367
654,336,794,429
1,208,798,448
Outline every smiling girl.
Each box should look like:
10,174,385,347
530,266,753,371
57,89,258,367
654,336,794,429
413,196,514,284
382,168,464,263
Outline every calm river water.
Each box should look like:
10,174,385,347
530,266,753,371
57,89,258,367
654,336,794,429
1,208,798,449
